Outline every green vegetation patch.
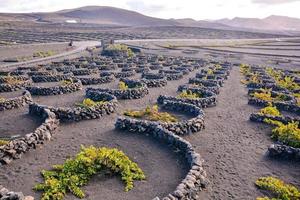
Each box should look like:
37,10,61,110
0,139,9,146
259,103,281,117
118,81,128,90
124,105,178,123
33,50,56,58
177,90,202,99
255,176,300,200
106,44,134,57
264,119,300,148
76,98,107,108
35,146,145,200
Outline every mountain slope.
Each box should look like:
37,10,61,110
0,6,179,26
216,15,300,31
0,6,299,33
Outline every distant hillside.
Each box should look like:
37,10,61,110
0,6,299,34
0,6,179,26
172,18,233,30
216,15,300,32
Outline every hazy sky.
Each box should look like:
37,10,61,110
1,0,300,20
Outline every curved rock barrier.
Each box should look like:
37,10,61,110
100,71,115,77
249,113,299,125
268,143,300,161
71,69,97,76
0,91,32,111
31,74,73,83
98,64,117,71
114,71,136,78
31,91,117,122
79,75,115,85
141,72,168,87
192,75,224,87
210,70,230,80
141,78,167,88
54,66,76,73
27,71,53,76
170,66,193,75
159,70,184,81
121,67,135,72
115,117,209,200
0,71,24,76
189,77,222,87
248,98,300,115
149,64,163,70
0,185,33,200
135,67,150,74
87,79,149,99
0,104,59,165
179,83,220,95
172,65,195,72
26,79,82,96
246,83,287,93
247,89,294,101
158,91,217,108
142,72,165,80
0,80,32,93
157,99,205,135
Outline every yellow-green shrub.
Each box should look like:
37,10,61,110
240,64,250,75
124,105,178,123
207,69,214,75
259,104,281,116
76,98,106,108
253,90,273,101
177,90,201,99
248,73,262,84
255,176,300,200
106,44,134,57
35,146,145,200
264,119,300,148
276,76,300,91
119,81,128,90
33,51,55,58
266,67,283,81
0,139,9,146
215,64,222,70
61,79,73,86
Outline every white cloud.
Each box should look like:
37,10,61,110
252,0,300,4
0,0,300,19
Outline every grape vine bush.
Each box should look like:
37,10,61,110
124,105,178,123
177,90,202,99
35,146,145,200
264,119,300,148
255,176,300,200
259,103,281,117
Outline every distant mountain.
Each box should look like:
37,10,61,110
173,18,233,29
0,6,179,26
0,6,299,34
215,15,300,32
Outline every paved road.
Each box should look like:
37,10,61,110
0,41,100,70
